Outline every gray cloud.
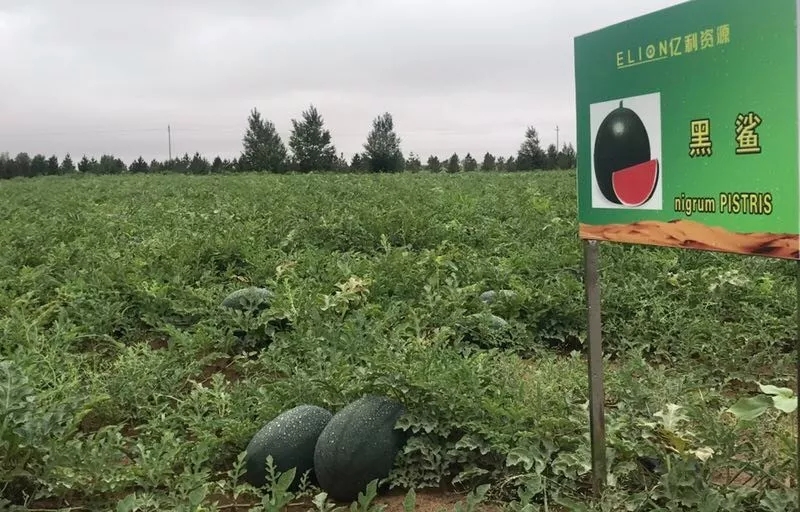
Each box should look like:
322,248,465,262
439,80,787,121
0,0,683,163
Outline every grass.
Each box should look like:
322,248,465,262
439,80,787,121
0,170,796,511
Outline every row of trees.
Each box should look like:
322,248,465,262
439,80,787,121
236,105,576,173
0,105,576,179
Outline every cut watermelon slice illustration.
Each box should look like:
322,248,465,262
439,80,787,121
611,159,659,207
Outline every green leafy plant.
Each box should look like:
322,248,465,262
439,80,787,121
0,171,795,511
728,383,798,421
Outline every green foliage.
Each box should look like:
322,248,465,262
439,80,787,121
289,104,338,172
12,152,32,177
481,152,496,171
351,153,366,173
77,154,93,173
46,155,59,176
557,142,577,170
59,153,77,174
363,112,404,173
516,127,546,171
240,108,288,173
0,171,793,511
189,152,211,174
405,153,422,172
463,153,478,172
545,144,558,170
336,152,350,172
446,153,460,173
0,152,10,179
1,124,574,180
129,156,149,174
728,382,797,420
31,154,48,176
426,155,441,172
99,154,127,174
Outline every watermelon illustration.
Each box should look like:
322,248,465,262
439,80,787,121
593,99,659,207
611,159,659,206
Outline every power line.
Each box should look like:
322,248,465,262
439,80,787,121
0,127,167,138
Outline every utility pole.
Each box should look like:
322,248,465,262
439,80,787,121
168,125,172,161
556,125,560,149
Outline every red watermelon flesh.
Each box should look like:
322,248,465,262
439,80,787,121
611,159,659,206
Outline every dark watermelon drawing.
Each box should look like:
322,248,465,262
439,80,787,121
593,100,659,207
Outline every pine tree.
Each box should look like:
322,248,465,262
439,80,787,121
240,108,287,173
15,153,32,177
288,104,337,172
481,152,496,171
129,156,149,173
427,155,441,172
405,152,422,172
0,152,11,179
47,155,59,175
170,153,190,173
463,153,478,172
363,112,404,173
545,144,558,170
212,156,224,173
350,153,364,172
556,142,577,169
516,126,546,171
31,154,48,176
189,152,210,174
99,154,125,174
336,152,349,172
88,157,100,173
506,155,516,172
446,153,460,173
496,156,506,172
78,155,90,173
60,154,76,174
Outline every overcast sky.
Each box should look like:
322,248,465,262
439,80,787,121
0,0,684,163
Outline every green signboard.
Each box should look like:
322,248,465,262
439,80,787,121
574,0,800,259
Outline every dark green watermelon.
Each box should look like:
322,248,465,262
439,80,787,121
467,312,509,330
244,404,333,491
221,287,275,314
313,395,407,503
478,289,518,305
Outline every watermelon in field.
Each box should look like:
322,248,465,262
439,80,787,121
244,404,333,491
221,286,275,314
479,289,518,305
314,395,407,503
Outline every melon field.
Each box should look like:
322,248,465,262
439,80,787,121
0,170,797,511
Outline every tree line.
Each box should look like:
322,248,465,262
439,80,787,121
0,104,576,179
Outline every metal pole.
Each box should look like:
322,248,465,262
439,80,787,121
168,125,172,161
584,239,606,497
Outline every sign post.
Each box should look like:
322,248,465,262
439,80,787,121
583,239,606,497
573,0,800,498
